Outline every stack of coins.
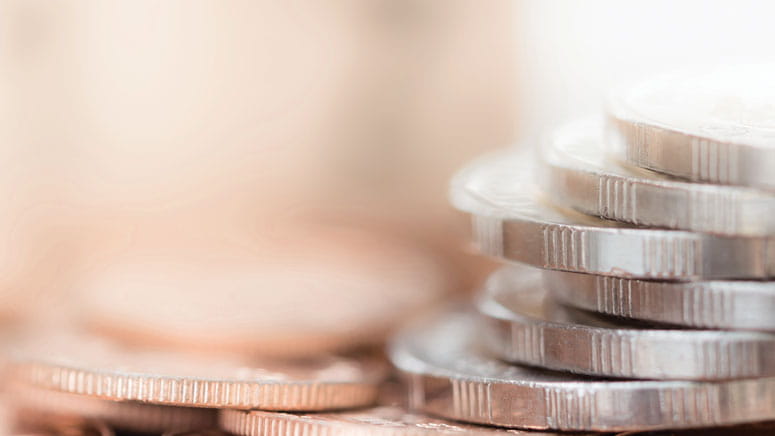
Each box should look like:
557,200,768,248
390,64,775,434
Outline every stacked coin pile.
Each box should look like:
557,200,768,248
389,64,775,433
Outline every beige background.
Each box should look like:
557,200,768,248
0,1,516,319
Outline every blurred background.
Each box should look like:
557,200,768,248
1,0,775,351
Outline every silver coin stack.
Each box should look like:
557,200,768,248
389,65,775,434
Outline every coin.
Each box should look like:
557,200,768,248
540,118,775,236
9,384,217,433
543,269,775,331
75,224,450,357
218,407,570,436
222,379,556,436
389,309,775,431
8,331,385,410
477,266,775,380
450,149,775,279
607,64,775,190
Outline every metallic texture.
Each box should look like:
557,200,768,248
540,118,775,236
477,266,775,380
607,65,775,190
9,333,384,411
219,407,571,436
449,149,775,279
14,363,379,411
544,268,775,331
389,309,775,432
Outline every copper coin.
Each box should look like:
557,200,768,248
76,224,450,357
219,407,578,436
8,331,386,411
218,377,581,436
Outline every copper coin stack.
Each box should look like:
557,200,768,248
389,64,775,435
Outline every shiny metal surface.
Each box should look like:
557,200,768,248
389,309,775,431
8,331,385,411
540,118,775,236
608,65,775,190
544,269,775,331
449,149,775,279
477,266,775,380
219,407,571,436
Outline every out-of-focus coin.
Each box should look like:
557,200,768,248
543,269,775,331
450,149,775,279
9,384,216,433
618,420,775,435
218,407,572,436
389,309,775,431
477,266,775,380
8,331,385,410
541,118,775,236
76,224,450,357
608,64,775,190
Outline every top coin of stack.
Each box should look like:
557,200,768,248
389,64,775,433
608,64,775,190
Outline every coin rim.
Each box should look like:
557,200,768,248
449,149,775,279
218,407,568,436
543,268,775,331
477,266,775,380
607,76,775,189
9,347,384,411
540,118,775,236
390,309,775,431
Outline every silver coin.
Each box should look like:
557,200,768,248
219,407,570,436
389,309,775,431
543,269,775,331
449,149,775,279
608,64,775,190
477,266,775,380
540,118,775,236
